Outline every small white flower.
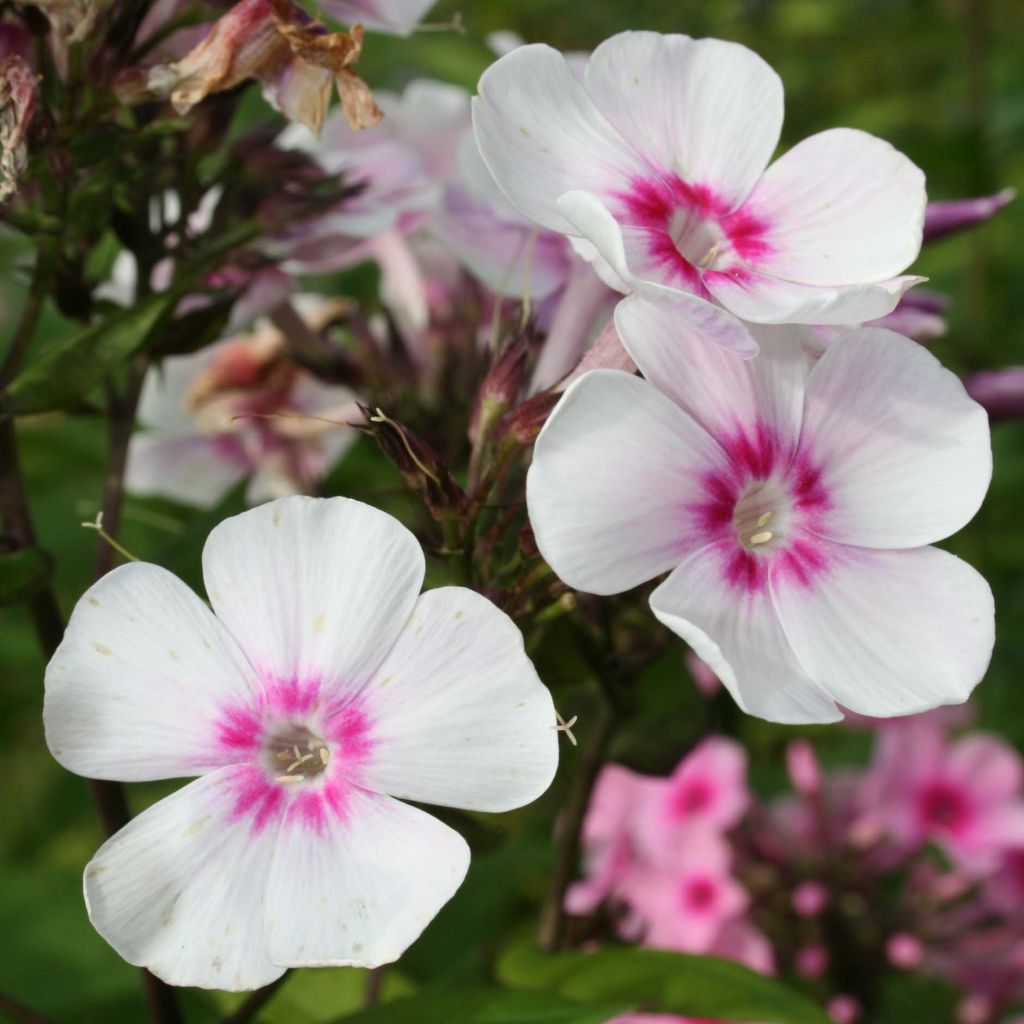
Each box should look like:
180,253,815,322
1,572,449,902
44,496,558,989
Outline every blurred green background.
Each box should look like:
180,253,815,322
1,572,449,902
1,0,1022,1020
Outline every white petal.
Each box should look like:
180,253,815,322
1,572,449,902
614,294,808,447
84,766,283,990
744,128,926,285
472,45,650,233
772,545,994,717
358,587,558,812
650,544,840,724
125,433,250,509
527,369,728,594
316,0,436,35
557,190,757,355
705,267,923,325
585,33,783,209
202,497,424,694
264,788,468,968
44,563,262,781
800,328,991,548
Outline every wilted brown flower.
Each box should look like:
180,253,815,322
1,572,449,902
0,55,36,203
117,0,382,135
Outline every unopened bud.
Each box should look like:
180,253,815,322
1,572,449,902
786,738,822,797
792,880,828,918
924,188,1015,242
886,932,924,970
964,367,1024,422
795,943,829,979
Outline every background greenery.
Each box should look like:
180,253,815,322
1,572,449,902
1,0,1022,1021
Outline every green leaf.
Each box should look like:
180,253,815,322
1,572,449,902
497,942,832,1024
4,291,177,415
330,988,628,1024
0,547,54,606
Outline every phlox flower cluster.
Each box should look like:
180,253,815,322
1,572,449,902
575,710,1024,1023
16,6,1019,1010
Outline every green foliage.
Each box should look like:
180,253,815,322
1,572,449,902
498,942,833,1024
3,291,177,415
0,547,54,606
329,988,629,1024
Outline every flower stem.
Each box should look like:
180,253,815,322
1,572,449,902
0,989,55,1024
223,972,291,1024
537,695,614,951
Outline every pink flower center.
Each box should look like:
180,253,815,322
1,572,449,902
682,875,719,914
919,780,972,835
614,176,772,293
671,777,714,818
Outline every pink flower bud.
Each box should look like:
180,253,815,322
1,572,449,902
795,943,829,979
827,994,862,1024
886,932,924,969
957,994,993,1024
786,739,822,797
792,880,829,918
685,649,720,698
924,188,1014,242
964,367,1024,422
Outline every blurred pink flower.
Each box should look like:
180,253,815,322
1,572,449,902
633,737,747,856
622,829,748,952
868,717,1024,873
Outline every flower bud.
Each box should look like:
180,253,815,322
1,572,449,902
964,367,1024,422
795,943,829,979
792,880,829,918
886,932,924,969
786,739,822,797
827,994,862,1024
924,188,1014,242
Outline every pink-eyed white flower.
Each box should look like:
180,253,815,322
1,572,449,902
527,294,993,723
866,716,1024,873
473,32,927,354
43,496,558,989
126,300,359,508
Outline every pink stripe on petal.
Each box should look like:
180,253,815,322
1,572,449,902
215,705,263,756
227,764,286,835
264,674,323,716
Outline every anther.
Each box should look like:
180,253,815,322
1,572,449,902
318,748,329,765
749,531,774,546
757,511,773,527
275,773,304,783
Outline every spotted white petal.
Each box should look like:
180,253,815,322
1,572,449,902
264,788,469,968
44,563,261,781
